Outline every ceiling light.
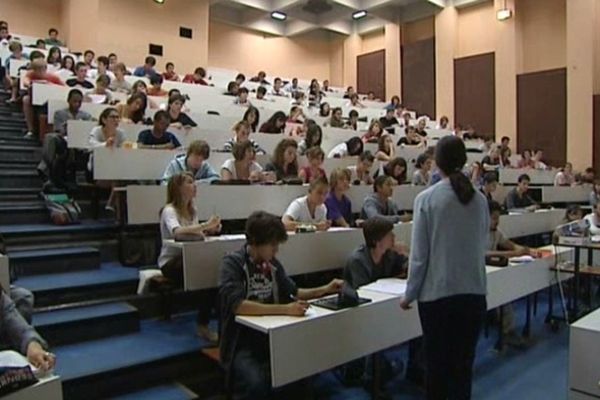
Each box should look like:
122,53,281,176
154,0,165,4
352,10,367,20
496,8,512,20
271,11,287,21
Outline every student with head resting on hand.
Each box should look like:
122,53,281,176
223,121,265,155
264,139,299,181
379,156,408,185
66,62,93,89
218,210,343,399
347,151,375,185
412,153,433,186
325,168,356,227
504,174,539,211
259,111,286,134
117,92,147,124
374,133,395,163
109,63,132,94
327,107,344,128
183,67,209,85
328,136,364,159
220,141,272,183
158,172,221,342
233,87,251,107
133,56,157,78
344,216,408,289
162,62,180,82
242,106,260,133
282,177,331,231
298,122,321,156
346,109,359,131
162,140,219,184
84,74,113,104
137,110,181,150
361,119,384,143
167,94,196,129
361,175,409,223
299,146,326,184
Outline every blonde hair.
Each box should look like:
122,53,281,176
329,168,351,190
165,172,195,222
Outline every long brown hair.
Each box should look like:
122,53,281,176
272,138,298,170
164,172,195,222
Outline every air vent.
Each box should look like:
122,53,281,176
149,44,163,56
180,27,192,39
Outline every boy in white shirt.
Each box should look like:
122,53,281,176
282,177,331,231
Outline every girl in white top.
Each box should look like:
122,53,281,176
327,137,364,158
554,162,575,186
220,140,271,182
158,172,221,341
282,177,331,231
584,202,600,236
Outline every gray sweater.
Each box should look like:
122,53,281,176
361,193,401,223
405,180,489,303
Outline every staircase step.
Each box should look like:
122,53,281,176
56,314,213,400
109,383,197,400
0,136,42,147
0,170,42,188
9,246,101,277
13,263,139,307
0,145,41,162
33,302,140,346
0,188,40,201
0,160,39,170
0,204,49,225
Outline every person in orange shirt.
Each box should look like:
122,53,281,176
147,74,168,97
182,67,209,85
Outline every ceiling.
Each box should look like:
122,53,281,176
209,0,449,37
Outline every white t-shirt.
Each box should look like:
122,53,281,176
220,158,263,179
284,195,327,224
328,142,348,158
584,213,600,236
158,204,196,268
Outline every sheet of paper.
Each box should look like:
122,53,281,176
510,255,534,263
361,278,407,296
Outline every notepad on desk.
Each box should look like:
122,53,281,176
510,255,535,264
361,278,407,296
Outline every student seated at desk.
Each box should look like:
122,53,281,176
437,115,449,130
84,75,113,104
45,27,64,47
344,217,408,289
83,50,95,69
374,133,395,163
552,205,584,243
361,120,384,144
584,202,600,235
53,89,92,136
345,109,359,131
482,146,501,171
0,290,55,373
299,146,326,184
554,162,575,186
379,105,400,133
162,62,180,82
147,74,168,97
377,157,407,185
270,77,287,97
504,174,539,211
264,139,299,181
361,176,408,223
328,137,364,159
347,151,375,185
243,106,260,133
221,141,271,182
346,93,365,109
480,172,498,203
234,87,252,107
223,121,266,155
87,56,115,81
167,94,197,129
46,46,62,69
117,93,147,124
298,123,322,156
487,200,541,347
182,66,209,85
137,110,181,150
412,153,432,186
532,149,548,170
397,126,424,147
327,107,345,128
218,211,342,399
158,172,221,341
319,102,331,118
325,168,356,227
109,63,132,94
133,56,158,78
282,177,331,231
255,86,269,101
225,81,239,96
517,149,535,169
469,161,483,188
259,111,286,134
590,181,600,208
415,117,428,137
66,62,94,89
162,140,220,184
288,106,304,124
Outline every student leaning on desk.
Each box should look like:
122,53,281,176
218,211,343,400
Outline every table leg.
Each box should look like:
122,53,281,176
522,296,531,338
573,249,580,321
494,306,504,351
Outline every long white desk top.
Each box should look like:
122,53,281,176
499,168,557,185
235,246,571,387
177,210,564,291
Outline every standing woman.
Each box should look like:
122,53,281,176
158,172,221,342
401,136,489,400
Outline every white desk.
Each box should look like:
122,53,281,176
501,209,564,238
236,247,571,387
570,308,600,399
175,211,563,291
4,375,63,400
499,169,557,185
542,186,590,203
0,253,9,290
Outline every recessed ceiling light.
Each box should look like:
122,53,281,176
352,10,367,20
154,0,165,4
271,11,287,21
496,8,512,21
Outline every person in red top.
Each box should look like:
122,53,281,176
22,59,64,138
162,62,180,82
299,146,327,184
182,67,209,85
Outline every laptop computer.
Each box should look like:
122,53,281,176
312,283,372,311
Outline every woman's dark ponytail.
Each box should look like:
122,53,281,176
435,136,475,205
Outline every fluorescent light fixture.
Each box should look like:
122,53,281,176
271,11,287,21
154,0,165,4
352,10,367,20
496,8,512,21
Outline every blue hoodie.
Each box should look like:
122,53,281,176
161,153,220,184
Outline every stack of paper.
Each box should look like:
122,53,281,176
361,278,407,295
